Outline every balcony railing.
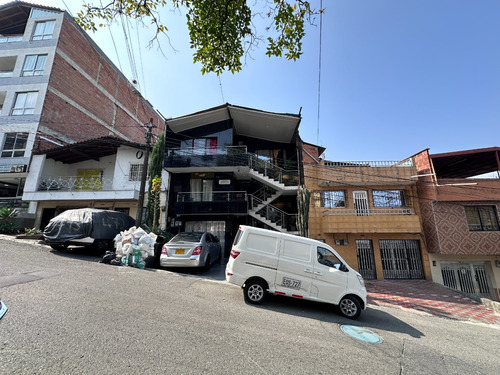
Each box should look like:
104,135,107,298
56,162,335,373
175,191,248,215
249,195,297,231
176,191,247,202
319,158,416,185
166,146,299,186
323,208,415,216
37,176,115,191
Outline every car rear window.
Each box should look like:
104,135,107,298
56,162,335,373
170,232,203,243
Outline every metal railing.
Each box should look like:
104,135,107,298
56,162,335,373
323,208,414,216
324,159,414,167
166,146,299,187
319,158,416,185
249,194,297,231
37,176,116,191
176,191,247,202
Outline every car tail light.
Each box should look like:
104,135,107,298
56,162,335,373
161,245,167,255
230,249,240,259
192,246,202,255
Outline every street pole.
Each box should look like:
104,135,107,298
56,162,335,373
136,119,154,227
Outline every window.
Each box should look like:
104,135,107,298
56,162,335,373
317,247,344,270
373,190,406,207
464,206,499,231
129,164,143,181
313,191,345,208
22,55,47,76
32,20,55,40
11,92,37,115
1,132,29,158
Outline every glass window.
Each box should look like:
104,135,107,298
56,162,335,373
317,247,344,270
32,20,55,40
12,92,37,115
129,164,143,181
314,191,345,208
464,206,499,231
373,190,406,207
1,132,29,158
22,55,47,76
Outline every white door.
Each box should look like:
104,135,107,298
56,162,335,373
312,246,348,303
274,237,313,297
353,191,369,216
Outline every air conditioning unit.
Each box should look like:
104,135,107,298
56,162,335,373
335,239,348,246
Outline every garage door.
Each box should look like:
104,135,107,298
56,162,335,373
379,239,424,279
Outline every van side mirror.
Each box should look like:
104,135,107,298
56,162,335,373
340,264,349,272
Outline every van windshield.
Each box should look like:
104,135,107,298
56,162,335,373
317,247,344,270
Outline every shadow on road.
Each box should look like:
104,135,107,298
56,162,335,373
247,293,425,339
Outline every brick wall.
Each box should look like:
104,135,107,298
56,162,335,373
36,15,164,150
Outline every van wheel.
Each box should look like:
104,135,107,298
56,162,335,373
338,296,361,319
244,280,267,304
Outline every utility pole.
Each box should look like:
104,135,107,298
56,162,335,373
136,119,154,227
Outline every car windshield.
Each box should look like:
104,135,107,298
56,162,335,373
170,232,203,243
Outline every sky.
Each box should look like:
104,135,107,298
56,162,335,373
2,0,499,161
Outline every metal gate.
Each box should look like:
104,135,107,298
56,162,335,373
353,191,369,216
441,262,493,299
379,239,424,279
356,240,377,280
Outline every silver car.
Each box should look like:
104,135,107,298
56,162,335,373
159,232,222,270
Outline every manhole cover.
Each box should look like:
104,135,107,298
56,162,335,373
0,300,7,320
340,325,383,344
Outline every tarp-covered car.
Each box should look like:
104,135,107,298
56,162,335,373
43,208,136,252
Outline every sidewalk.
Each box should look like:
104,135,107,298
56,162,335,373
366,279,500,325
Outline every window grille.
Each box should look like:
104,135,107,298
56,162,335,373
373,190,406,207
313,191,345,208
464,206,499,231
129,164,143,181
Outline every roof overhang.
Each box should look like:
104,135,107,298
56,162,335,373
35,136,145,164
166,104,301,144
0,1,62,35
430,146,500,178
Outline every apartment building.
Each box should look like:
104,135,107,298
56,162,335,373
0,1,164,226
416,147,500,301
164,103,302,256
305,154,431,281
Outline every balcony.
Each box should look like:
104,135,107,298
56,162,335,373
175,191,248,216
320,208,422,233
166,146,299,187
23,175,141,202
318,159,416,186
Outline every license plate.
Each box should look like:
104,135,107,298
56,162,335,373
175,249,185,254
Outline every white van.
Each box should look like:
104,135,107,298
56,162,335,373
225,225,367,319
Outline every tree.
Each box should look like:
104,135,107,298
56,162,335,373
75,0,322,75
145,133,165,230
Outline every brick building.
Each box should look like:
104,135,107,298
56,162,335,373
304,151,431,281
0,1,164,225
416,147,500,301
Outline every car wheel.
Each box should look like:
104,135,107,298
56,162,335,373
203,255,211,272
50,244,67,251
338,296,362,319
93,239,111,255
244,279,267,305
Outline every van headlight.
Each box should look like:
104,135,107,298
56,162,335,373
356,274,365,287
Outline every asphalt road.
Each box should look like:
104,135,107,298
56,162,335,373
1,238,499,374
